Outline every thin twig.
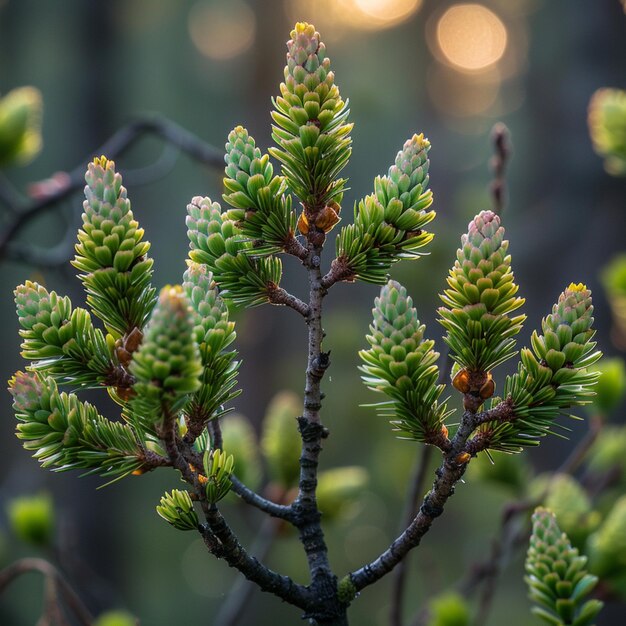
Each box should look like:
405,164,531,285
489,123,511,216
213,516,282,626
389,446,434,626
201,508,311,610
389,352,453,626
467,414,604,625
267,283,310,317
350,405,483,593
0,115,224,263
0,557,94,626
230,475,294,521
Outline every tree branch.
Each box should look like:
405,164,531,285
201,508,311,611
349,409,481,592
229,475,294,521
267,283,310,317
0,558,94,626
489,122,511,216
0,115,224,263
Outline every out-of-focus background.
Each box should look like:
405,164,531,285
1,1,625,624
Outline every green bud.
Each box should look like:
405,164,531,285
73,157,155,338
587,425,626,481
6,492,54,547
223,126,295,254
588,88,626,176
427,592,470,626
438,210,525,373
587,358,626,416
220,415,261,491
335,134,436,285
261,391,302,488
9,371,144,479
93,612,137,626
186,196,283,308
360,280,451,444
587,495,626,579
156,489,199,531
270,22,352,208
529,474,599,547
131,286,202,421
0,86,42,167
203,448,234,504
526,507,603,626
316,466,368,522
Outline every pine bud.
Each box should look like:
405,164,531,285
0,86,42,167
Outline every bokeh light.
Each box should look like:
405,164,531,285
284,0,422,36
353,0,422,27
436,4,507,72
188,0,256,60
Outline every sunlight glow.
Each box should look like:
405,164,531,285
188,1,256,60
436,4,507,72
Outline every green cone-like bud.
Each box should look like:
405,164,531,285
269,22,352,212
427,592,470,626
588,88,626,176
203,448,234,504
221,415,261,491
485,284,601,453
10,371,144,478
6,492,54,547
316,466,368,522
438,210,525,374
359,280,451,445
186,196,283,307
334,134,436,284
529,474,598,548
526,507,603,626
261,391,302,488
73,157,156,338
223,126,295,255
183,262,240,429
130,286,202,423
156,489,199,531
15,281,113,387
587,357,626,416
0,86,42,167
587,495,626,579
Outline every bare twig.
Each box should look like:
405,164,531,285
0,115,224,263
350,406,483,593
213,516,282,626
489,123,511,216
466,414,604,625
0,557,94,626
389,352,453,626
267,283,310,317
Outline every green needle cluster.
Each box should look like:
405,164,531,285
15,280,112,388
270,22,352,212
157,489,199,531
438,210,525,375
10,371,144,478
359,280,451,444
484,284,602,453
335,134,436,284
73,156,156,338
130,286,202,423
186,196,282,307
183,262,240,429
526,507,603,626
223,125,295,255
